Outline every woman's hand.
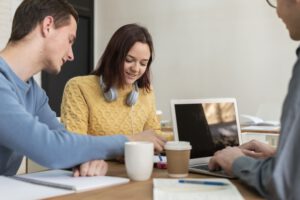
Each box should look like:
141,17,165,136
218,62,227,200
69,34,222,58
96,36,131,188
126,130,166,152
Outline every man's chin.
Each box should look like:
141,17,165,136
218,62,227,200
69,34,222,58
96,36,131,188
44,67,61,75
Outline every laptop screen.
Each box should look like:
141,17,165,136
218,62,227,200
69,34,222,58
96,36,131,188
171,99,241,160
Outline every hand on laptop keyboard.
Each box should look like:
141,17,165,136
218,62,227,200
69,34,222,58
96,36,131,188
208,146,244,177
190,164,234,178
195,165,222,172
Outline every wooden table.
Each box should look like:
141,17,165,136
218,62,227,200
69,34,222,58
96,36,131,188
46,161,263,200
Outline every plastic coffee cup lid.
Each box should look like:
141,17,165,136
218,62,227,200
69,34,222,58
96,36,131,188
164,141,192,150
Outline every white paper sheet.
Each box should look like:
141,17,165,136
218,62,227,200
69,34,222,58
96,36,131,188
0,176,73,200
153,178,244,200
15,169,129,192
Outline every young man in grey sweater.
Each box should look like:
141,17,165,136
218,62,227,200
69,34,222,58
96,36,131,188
209,0,300,199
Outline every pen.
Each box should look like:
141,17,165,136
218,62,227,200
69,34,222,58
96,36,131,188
156,154,167,169
178,179,229,186
158,154,163,162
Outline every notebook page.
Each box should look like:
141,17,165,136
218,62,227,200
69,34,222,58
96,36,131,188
153,178,243,200
15,169,129,192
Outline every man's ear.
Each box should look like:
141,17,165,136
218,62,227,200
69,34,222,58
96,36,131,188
41,16,55,37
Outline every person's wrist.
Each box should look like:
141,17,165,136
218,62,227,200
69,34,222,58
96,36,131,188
126,135,134,141
268,148,276,157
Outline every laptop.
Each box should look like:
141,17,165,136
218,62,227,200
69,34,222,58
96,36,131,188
170,98,242,178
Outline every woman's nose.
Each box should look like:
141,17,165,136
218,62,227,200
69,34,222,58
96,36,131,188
130,62,139,71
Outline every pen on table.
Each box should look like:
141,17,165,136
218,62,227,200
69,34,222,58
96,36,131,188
178,179,229,186
156,154,167,169
158,154,163,162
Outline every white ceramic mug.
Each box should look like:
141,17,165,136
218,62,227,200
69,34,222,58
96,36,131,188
125,141,154,181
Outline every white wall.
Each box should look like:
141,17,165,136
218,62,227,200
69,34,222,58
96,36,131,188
95,0,298,122
0,0,21,49
1,1,297,122
0,0,41,86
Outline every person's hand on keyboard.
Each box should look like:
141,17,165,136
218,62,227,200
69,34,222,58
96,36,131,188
208,147,244,175
239,139,276,159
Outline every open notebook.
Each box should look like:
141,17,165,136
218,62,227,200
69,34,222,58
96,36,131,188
14,169,129,192
153,178,243,200
0,175,73,199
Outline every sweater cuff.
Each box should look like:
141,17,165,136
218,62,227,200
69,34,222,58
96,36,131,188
232,156,256,177
119,134,129,142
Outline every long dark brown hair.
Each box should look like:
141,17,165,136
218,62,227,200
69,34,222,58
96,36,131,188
92,23,154,92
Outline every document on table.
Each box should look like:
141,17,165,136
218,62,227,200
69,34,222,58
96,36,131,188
153,178,244,200
241,132,279,147
0,176,73,200
14,169,129,192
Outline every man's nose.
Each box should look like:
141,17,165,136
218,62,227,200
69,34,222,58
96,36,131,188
67,47,74,61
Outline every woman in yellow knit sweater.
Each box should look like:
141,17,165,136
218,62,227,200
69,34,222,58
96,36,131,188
61,24,167,146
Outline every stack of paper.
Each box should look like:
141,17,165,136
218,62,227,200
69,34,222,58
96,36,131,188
239,114,280,133
239,114,280,127
153,178,243,200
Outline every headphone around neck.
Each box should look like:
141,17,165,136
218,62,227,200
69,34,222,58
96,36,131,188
99,76,139,106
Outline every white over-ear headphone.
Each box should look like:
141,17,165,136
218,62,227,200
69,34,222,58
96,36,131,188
99,76,139,106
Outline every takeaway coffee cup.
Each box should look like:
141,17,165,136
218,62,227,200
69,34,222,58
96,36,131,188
164,141,192,178
125,141,154,181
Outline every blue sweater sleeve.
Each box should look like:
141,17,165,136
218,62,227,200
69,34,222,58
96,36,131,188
0,77,127,170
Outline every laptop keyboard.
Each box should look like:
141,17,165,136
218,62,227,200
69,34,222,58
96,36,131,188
191,164,228,176
193,165,212,171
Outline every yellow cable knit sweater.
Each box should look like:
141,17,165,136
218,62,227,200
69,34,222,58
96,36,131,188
61,75,163,137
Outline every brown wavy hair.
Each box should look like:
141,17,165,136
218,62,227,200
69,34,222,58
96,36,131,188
92,23,154,92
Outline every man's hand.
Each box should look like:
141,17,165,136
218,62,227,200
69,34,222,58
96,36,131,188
126,130,166,152
73,160,108,177
239,139,276,159
208,147,244,175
